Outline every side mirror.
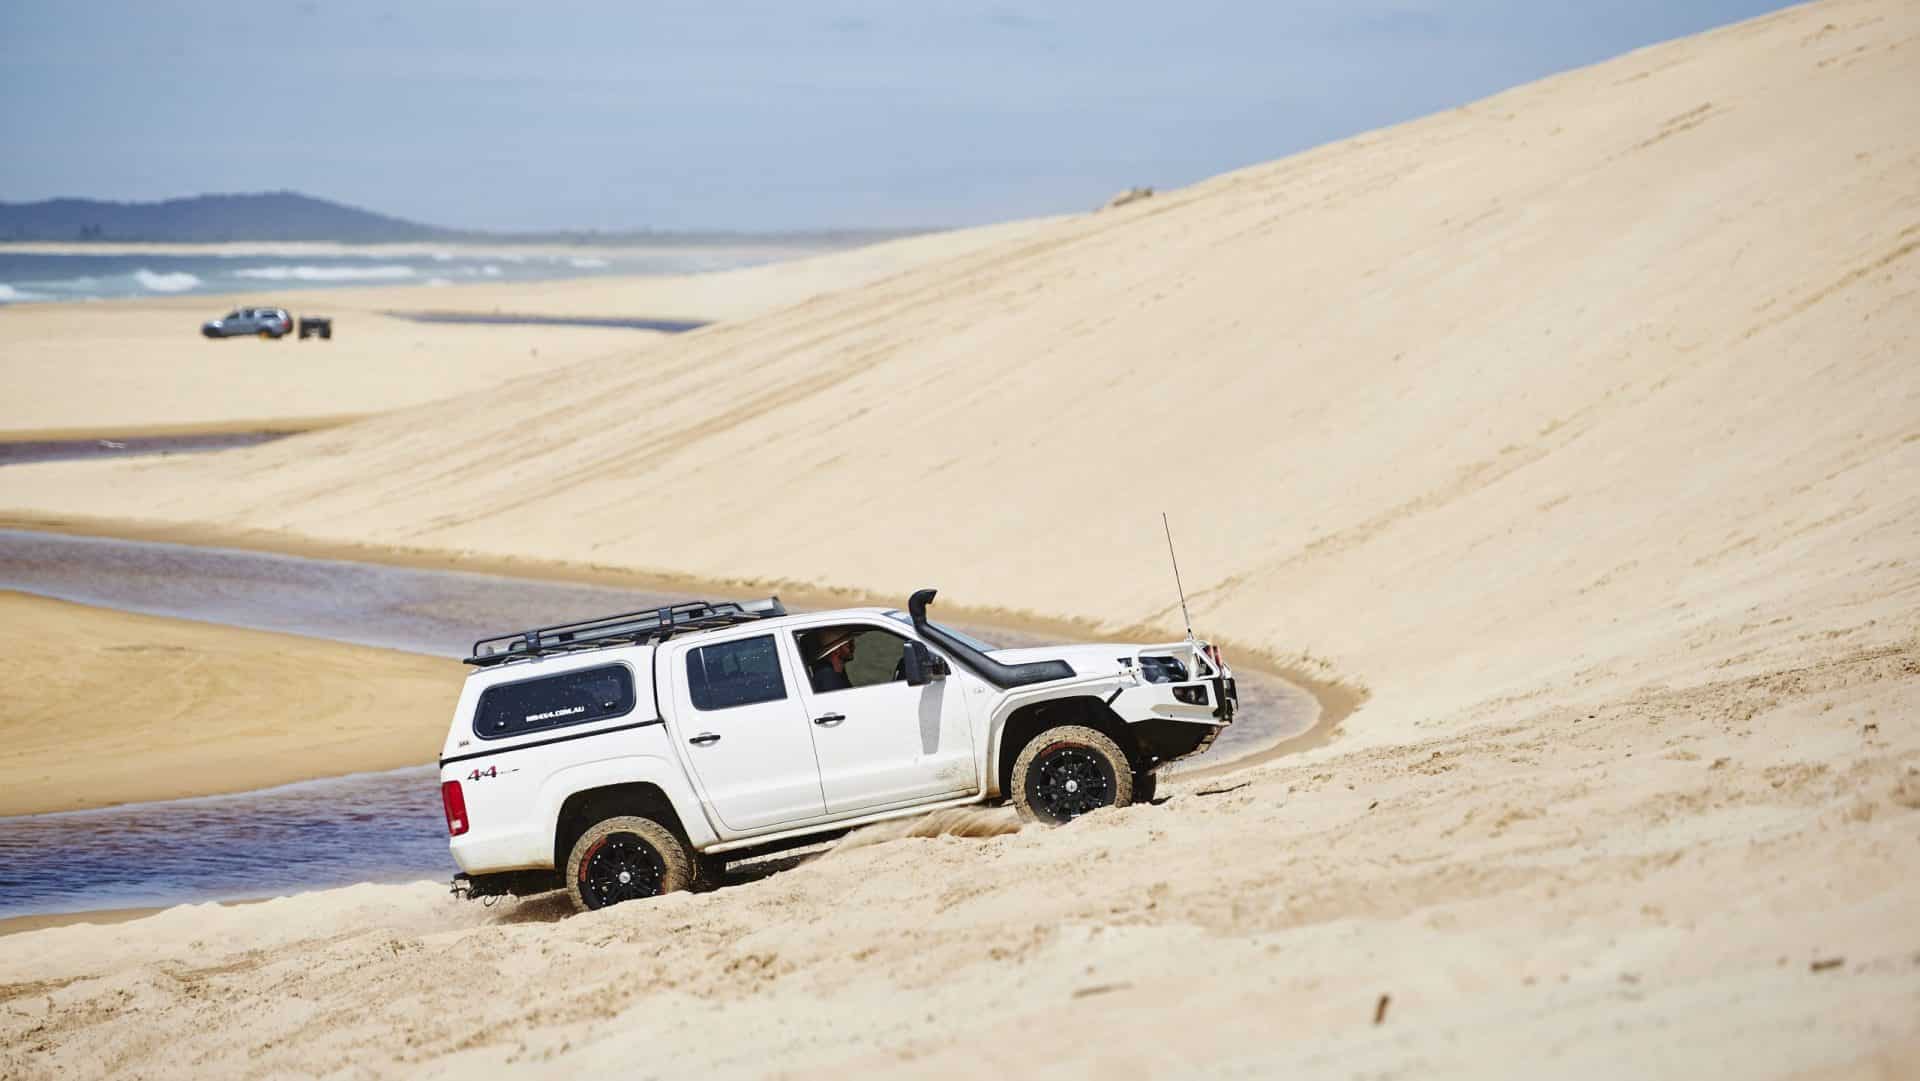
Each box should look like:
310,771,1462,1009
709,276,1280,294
902,640,948,686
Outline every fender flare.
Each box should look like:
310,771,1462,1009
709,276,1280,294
536,753,720,851
980,681,1129,798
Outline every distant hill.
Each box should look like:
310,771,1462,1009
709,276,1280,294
0,192,454,244
0,191,934,247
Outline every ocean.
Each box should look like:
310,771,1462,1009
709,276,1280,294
0,244,812,304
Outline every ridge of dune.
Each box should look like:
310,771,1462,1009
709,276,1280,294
3,2,1919,1076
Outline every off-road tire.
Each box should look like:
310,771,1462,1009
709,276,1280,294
564,815,693,913
1011,725,1135,825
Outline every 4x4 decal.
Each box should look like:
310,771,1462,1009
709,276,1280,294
465,765,520,782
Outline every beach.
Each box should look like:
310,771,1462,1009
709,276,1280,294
1,0,1916,1076
0,592,459,815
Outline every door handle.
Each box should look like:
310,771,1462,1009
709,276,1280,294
813,713,845,727
688,732,721,745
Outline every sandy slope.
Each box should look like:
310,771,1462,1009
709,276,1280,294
0,221,1050,437
1,0,1918,1076
0,592,460,814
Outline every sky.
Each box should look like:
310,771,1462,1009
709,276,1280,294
0,1,1798,233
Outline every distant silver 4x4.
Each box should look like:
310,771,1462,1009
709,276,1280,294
440,588,1236,912
201,306,292,338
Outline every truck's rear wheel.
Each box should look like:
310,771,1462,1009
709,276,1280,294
564,815,692,913
1011,725,1135,825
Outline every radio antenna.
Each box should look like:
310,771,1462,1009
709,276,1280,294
1162,512,1195,641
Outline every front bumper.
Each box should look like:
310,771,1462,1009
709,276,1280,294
1215,674,1238,722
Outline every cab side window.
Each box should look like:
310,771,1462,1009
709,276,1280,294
687,635,786,711
793,625,913,694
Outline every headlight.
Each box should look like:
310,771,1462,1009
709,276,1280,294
1139,656,1189,684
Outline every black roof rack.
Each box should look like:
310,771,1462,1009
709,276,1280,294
465,597,787,667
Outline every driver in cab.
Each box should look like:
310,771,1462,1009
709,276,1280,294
811,629,856,692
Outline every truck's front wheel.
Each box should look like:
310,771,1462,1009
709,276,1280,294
564,815,693,913
1011,725,1135,825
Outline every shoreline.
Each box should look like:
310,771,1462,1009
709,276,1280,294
0,238,891,259
0,414,362,443
0,895,283,939
0,905,170,937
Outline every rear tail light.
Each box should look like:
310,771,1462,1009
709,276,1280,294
1208,644,1223,670
441,780,469,836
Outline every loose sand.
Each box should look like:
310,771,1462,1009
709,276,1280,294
1,0,1917,1076
0,592,461,814
0,220,1053,438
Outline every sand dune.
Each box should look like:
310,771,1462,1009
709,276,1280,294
1,0,1917,1076
0,592,460,814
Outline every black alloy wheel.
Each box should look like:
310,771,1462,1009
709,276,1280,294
1028,743,1118,822
1009,724,1136,825
577,830,667,909
564,815,695,913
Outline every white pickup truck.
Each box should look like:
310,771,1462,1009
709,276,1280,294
440,588,1235,912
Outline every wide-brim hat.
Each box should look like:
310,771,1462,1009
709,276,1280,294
814,629,856,661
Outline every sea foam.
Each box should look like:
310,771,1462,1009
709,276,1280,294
133,268,201,293
235,265,418,282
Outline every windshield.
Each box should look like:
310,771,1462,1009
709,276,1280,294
883,611,999,652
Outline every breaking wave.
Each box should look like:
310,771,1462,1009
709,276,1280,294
235,265,418,282
133,268,202,293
